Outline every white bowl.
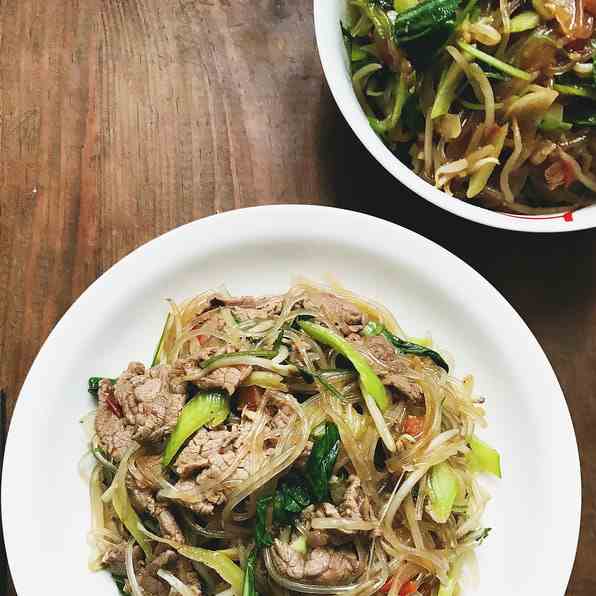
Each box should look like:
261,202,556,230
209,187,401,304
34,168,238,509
2,206,581,596
314,0,596,232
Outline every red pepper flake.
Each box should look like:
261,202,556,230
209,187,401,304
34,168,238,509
106,395,123,418
564,211,574,222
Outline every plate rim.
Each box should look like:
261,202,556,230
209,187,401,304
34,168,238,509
1,204,582,595
313,0,596,233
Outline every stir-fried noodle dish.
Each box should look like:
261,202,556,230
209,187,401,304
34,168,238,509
343,0,596,213
84,280,501,596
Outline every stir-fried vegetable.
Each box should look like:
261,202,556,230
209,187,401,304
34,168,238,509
304,423,341,502
85,282,500,596
467,434,502,477
298,320,390,411
343,0,596,211
110,445,153,557
428,462,459,523
162,390,230,466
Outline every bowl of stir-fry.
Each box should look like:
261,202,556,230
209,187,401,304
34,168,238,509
314,0,596,230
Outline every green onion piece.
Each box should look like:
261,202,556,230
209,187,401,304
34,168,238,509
298,320,390,411
241,549,258,596
178,545,244,596
431,61,465,119
201,349,278,370
457,40,532,80
290,534,308,554
539,103,572,132
553,83,596,100
151,313,171,367
428,462,459,523
162,390,230,466
369,74,409,134
467,123,508,198
112,447,153,558
240,371,286,391
509,10,540,32
394,0,418,11
351,45,368,61
467,434,502,478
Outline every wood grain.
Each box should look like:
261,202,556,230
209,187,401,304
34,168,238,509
0,1,594,594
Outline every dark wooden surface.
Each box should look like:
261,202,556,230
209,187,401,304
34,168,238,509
0,0,594,594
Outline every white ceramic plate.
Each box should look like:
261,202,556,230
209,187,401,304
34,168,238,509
314,0,596,233
2,206,581,595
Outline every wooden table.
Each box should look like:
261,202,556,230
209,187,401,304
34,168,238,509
0,1,594,594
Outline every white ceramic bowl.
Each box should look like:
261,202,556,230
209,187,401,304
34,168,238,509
2,206,581,596
314,0,596,232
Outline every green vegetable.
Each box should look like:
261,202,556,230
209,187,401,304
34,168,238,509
467,123,508,198
457,40,532,80
290,534,308,554
88,376,115,396
467,435,502,478
201,350,278,370
509,10,540,33
162,390,230,466
363,321,449,372
394,0,418,10
272,481,313,526
553,83,596,101
431,60,465,119
428,462,459,523
242,549,259,596
351,45,369,61
112,456,153,558
539,103,572,132
305,423,341,502
112,575,127,595
394,0,460,66
369,74,409,134
402,93,425,133
151,313,170,367
255,496,274,550
394,0,459,43
298,320,390,411
177,545,244,595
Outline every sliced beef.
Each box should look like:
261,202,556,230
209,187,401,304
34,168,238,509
175,428,239,478
301,475,376,548
358,336,424,402
95,379,135,461
271,540,361,585
303,293,367,336
170,390,296,516
126,468,186,543
116,362,187,443
194,364,252,396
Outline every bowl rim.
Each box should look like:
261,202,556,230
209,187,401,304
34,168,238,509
313,0,596,233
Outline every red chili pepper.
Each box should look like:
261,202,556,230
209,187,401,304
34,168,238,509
106,395,123,418
403,415,425,437
399,581,418,596
379,579,418,595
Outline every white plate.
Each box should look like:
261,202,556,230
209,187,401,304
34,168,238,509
314,0,596,233
2,205,581,595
